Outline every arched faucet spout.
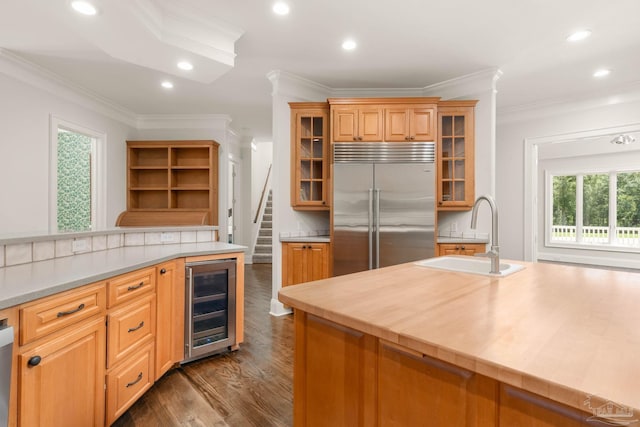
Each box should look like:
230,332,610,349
470,195,500,274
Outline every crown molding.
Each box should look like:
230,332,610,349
329,87,423,98
0,48,137,127
498,80,640,125
136,113,232,130
267,70,332,101
421,68,502,99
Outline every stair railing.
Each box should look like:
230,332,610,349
254,164,272,223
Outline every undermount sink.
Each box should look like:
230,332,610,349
415,256,525,277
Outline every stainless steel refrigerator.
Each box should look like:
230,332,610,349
332,142,436,276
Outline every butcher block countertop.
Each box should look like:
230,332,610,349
278,259,640,416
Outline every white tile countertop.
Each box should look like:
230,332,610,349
0,242,245,310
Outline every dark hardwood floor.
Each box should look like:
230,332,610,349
112,264,294,427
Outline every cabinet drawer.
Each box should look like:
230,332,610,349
107,267,155,308
19,282,106,346
106,341,155,425
107,294,155,368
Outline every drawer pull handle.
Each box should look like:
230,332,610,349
126,372,143,388
128,321,145,333
160,268,167,275
127,282,144,291
57,303,85,318
28,356,41,367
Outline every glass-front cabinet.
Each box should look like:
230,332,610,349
437,101,477,210
290,103,329,210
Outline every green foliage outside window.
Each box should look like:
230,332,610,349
57,130,92,232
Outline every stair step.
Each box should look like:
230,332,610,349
257,237,271,245
255,245,272,254
260,221,272,229
253,254,272,264
259,229,272,237
264,207,272,214
262,214,272,221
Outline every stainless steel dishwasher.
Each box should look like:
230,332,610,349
0,324,13,427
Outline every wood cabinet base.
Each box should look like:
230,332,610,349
293,310,597,427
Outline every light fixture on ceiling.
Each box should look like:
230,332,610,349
161,81,174,89
71,0,98,15
273,2,290,15
342,39,357,50
593,68,611,78
610,134,636,145
566,29,592,42
177,61,194,71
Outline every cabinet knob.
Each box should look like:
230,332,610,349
353,137,358,141
160,268,167,275
405,136,410,141
410,136,415,140
461,246,466,250
28,356,41,367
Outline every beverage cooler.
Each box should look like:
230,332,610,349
184,259,236,363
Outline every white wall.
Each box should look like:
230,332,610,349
496,86,640,261
0,62,136,235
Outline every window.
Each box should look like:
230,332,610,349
547,170,640,250
50,117,105,233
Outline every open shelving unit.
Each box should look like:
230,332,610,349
117,140,219,226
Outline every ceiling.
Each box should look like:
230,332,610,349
1,0,639,142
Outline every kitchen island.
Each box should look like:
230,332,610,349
278,259,640,426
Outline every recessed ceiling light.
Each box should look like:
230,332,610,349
273,2,290,15
177,61,193,71
566,29,592,42
71,1,98,16
610,134,636,145
161,81,174,89
342,39,357,50
593,69,611,78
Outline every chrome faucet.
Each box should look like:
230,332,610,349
470,195,500,274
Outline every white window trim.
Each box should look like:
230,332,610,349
544,168,640,254
49,115,107,233
524,122,640,262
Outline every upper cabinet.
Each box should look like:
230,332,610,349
117,140,219,226
384,105,436,142
290,103,330,210
328,98,440,143
436,101,478,210
331,105,383,142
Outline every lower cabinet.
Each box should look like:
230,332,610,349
106,342,155,425
293,312,377,426
377,340,496,426
282,242,330,286
18,316,106,427
293,310,595,427
154,259,185,380
437,242,486,256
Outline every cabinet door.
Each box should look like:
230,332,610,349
437,106,475,210
499,384,590,427
294,312,377,426
306,244,329,282
438,243,461,256
377,340,496,426
384,108,410,142
18,317,106,427
459,243,486,256
410,107,436,141
282,243,308,286
155,259,185,380
332,107,359,142
358,107,384,141
291,105,329,210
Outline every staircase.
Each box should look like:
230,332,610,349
253,190,272,264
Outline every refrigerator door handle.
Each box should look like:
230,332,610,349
368,188,374,270
375,188,381,269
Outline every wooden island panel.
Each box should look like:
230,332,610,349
280,260,640,426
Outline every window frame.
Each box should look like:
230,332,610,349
49,116,106,233
545,168,640,254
